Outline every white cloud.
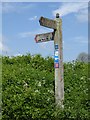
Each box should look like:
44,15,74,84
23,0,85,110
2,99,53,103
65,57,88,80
74,36,88,44
38,41,54,52
53,2,88,22
2,3,14,13
75,9,88,22
39,42,48,49
19,32,34,38
1,0,90,2
0,35,9,53
29,16,38,21
0,3,2,14
2,2,36,13
19,28,54,52
19,28,53,38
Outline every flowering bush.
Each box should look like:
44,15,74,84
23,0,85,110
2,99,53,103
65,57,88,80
2,54,89,120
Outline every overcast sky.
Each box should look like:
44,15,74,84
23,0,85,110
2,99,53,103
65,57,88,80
0,1,89,61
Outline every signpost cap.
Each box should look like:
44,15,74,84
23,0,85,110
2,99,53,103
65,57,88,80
56,13,59,18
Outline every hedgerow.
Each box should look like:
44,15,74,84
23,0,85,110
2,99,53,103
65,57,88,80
2,54,89,120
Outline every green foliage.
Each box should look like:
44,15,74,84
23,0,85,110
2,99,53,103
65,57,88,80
2,55,89,120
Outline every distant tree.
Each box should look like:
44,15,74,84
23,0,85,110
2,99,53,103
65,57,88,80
76,52,88,62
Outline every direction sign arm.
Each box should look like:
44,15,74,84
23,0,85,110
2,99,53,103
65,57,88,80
39,16,57,29
35,32,55,43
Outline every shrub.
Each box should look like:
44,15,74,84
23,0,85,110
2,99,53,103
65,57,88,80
2,55,89,120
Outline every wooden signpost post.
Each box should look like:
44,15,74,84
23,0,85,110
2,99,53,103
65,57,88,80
35,13,64,107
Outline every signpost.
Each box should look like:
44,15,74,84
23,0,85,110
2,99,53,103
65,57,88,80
54,14,64,107
35,32,54,43
35,13,64,107
39,16,57,29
